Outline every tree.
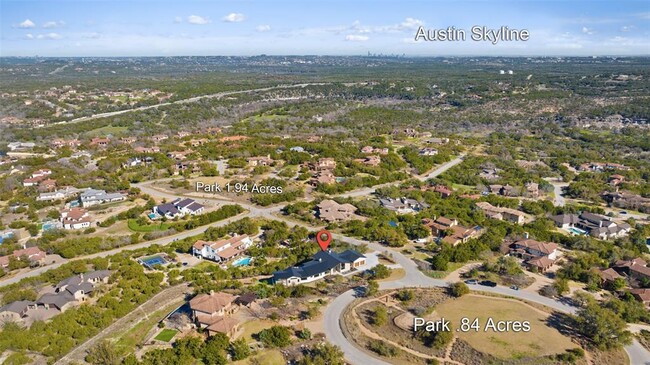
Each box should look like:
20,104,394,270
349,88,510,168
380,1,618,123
365,280,379,297
258,326,292,348
553,278,569,296
371,264,391,279
371,305,388,326
230,338,250,361
395,289,414,302
299,343,345,365
297,328,312,340
85,341,120,365
450,282,470,297
574,303,632,349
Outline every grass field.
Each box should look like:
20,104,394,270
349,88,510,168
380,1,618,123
426,262,466,278
435,294,578,359
85,125,128,137
154,329,178,342
239,319,277,343
378,268,406,282
232,349,285,365
128,219,171,232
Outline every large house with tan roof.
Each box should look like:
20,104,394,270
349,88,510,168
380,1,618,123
421,217,481,246
189,292,240,337
476,202,527,225
614,258,650,282
509,239,559,272
192,235,253,263
317,199,357,222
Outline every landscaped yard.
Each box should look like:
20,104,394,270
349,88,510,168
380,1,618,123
154,329,178,342
128,219,171,232
231,349,284,365
435,294,578,359
239,319,277,343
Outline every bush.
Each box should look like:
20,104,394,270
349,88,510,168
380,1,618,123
367,340,398,357
258,326,292,348
371,305,388,326
450,282,469,297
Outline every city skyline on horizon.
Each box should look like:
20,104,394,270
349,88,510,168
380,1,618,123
1,0,649,57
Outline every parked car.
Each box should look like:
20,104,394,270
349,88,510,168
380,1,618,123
620,211,628,215
480,280,497,287
510,285,519,290
465,279,479,285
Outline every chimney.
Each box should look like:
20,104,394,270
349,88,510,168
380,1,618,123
209,290,214,295
524,232,529,239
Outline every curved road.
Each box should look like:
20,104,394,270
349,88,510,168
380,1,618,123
54,83,331,126
323,234,650,365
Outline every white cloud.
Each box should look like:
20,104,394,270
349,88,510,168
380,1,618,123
256,24,271,32
43,21,65,28
400,18,424,30
223,13,245,23
187,15,210,25
582,26,594,35
620,26,634,32
174,16,183,24
345,34,369,41
18,19,36,28
25,34,34,40
36,33,63,40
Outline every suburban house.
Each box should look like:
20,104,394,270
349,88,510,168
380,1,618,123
353,155,381,166
153,198,204,219
249,155,273,167
7,142,35,151
360,146,389,155
272,249,366,286
0,270,110,326
380,197,429,214
550,212,631,240
189,292,240,337
0,247,46,269
476,202,527,225
120,137,137,144
433,185,453,198
192,235,253,263
134,146,161,153
598,268,624,285
509,239,559,272
51,139,81,149
61,207,92,230
309,170,337,186
422,217,481,246
489,184,515,196
80,189,127,207
312,158,336,171
22,169,52,187
524,182,539,198
419,148,438,156
614,258,650,282
630,289,650,307
602,191,650,213
317,199,357,222
37,186,81,201
89,137,110,147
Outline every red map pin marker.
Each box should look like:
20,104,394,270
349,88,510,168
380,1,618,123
316,229,332,252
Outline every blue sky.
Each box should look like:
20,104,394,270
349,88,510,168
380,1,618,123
1,0,649,56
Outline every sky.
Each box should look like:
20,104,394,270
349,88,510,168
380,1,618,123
1,0,649,57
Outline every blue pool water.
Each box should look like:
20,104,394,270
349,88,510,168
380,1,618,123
567,227,587,235
148,213,158,220
232,257,252,267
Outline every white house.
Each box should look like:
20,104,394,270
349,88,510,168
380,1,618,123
192,235,253,262
272,250,366,286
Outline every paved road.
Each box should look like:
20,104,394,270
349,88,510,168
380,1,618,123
544,177,568,207
338,155,466,199
0,212,248,287
324,234,650,365
55,83,331,126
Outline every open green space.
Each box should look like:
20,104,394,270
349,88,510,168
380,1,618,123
154,329,178,342
127,219,171,232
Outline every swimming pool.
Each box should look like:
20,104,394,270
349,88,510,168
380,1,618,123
148,213,158,220
566,227,587,235
232,257,252,267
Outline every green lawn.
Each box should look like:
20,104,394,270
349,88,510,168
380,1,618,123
154,329,178,342
112,301,182,354
128,219,171,232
